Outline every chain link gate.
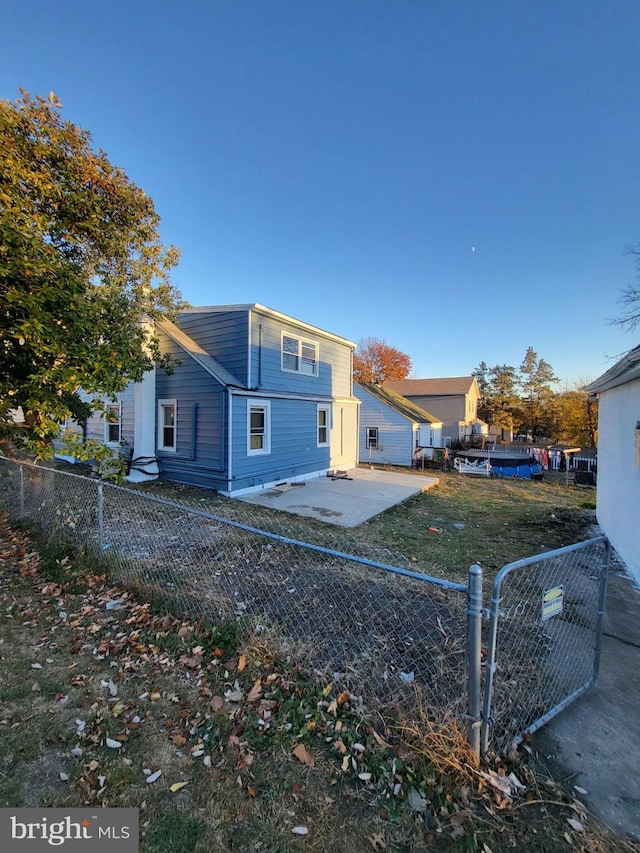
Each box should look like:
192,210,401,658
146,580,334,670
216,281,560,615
481,536,610,755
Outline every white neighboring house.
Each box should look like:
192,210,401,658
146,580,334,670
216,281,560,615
584,344,640,584
355,382,443,467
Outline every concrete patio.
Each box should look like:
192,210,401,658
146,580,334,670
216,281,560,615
236,467,439,527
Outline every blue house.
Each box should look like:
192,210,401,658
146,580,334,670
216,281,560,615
355,383,443,467
74,305,360,496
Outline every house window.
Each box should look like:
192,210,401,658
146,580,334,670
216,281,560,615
104,403,121,445
158,399,177,451
317,405,330,447
281,333,318,376
366,427,379,449
247,400,271,455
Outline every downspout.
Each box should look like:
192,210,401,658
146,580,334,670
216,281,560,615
247,310,252,387
258,324,263,389
227,387,233,491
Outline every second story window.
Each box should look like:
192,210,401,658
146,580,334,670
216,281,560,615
282,334,318,376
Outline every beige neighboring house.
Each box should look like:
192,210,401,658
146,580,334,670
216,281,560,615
383,376,481,445
584,344,640,585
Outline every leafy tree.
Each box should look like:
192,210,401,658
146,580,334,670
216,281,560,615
0,90,183,449
472,362,521,430
353,337,412,385
548,383,598,447
518,347,558,440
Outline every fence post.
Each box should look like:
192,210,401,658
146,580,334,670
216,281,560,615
466,564,483,759
97,481,104,551
19,463,25,518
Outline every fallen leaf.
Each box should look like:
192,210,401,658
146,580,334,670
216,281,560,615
369,831,386,850
146,770,162,784
170,781,189,793
292,743,315,767
574,785,588,795
358,772,372,782
237,654,247,673
567,818,585,833
407,786,428,814
105,738,122,749
247,785,256,797
291,826,309,836
372,730,393,750
59,772,69,782
31,682,41,692
337,691,349,706
246,679,263,703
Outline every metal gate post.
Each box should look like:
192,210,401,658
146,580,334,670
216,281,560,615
592,539,611,681
466,564,483,758
480,572,503,757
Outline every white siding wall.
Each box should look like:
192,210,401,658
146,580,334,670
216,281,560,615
330,401,359,470
596,378,640,584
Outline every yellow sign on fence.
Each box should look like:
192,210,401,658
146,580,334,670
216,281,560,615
542,586,564,621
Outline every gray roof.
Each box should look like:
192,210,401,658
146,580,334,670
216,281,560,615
356,383,442,424
384,376,477,396
583,344,640,393
158,319,244,388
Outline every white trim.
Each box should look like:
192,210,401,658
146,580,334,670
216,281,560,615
158,398,177,452
281,331,319,377
317,404,330,447
247,399,271,456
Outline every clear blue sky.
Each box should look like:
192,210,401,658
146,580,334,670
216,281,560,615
2,0,639,385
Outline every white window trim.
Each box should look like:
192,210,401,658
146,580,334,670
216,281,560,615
104,401,122,446
366,427,379,449
317,404,330,447
247,399,271,456
281,332,319,377
158,398,177,452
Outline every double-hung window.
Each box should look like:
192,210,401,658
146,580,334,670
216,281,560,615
317,405,330,447
281,333,318,376
247,400,271,455
105,402,121,445
366,427,379,449
158,399,177,451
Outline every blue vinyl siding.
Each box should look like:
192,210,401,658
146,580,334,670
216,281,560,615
229,394,331,491
249,311,353,398
177,310,249,385
356,386,417,466
155,330,227,487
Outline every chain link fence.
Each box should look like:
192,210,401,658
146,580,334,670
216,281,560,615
0,458,611,755
481,537,610,755
0,458,475,730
